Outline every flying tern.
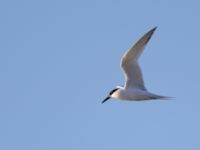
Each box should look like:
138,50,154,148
102,27,168,103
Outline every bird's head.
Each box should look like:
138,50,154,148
102,87,120,103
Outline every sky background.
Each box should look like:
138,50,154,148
1,0,200,150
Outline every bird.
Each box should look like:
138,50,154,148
102,27,169,103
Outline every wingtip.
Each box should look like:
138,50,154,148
142,26,157,45
151,26,158,32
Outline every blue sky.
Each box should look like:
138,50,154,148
1,0,200,149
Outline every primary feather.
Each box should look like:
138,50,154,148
121,27,157,90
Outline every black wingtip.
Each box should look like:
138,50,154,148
143,26,158,45
151,26,158,32
154,26,158,29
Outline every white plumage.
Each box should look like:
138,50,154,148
102,27,168,103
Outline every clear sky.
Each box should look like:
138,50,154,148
1,0,200,150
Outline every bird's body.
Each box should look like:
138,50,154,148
102,27,168,103
112,86,166,101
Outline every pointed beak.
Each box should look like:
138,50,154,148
102,96,110,104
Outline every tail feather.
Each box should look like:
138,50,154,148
150,95,172,100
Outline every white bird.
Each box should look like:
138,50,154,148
102,27,168,103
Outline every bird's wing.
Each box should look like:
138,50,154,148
120,27,157,90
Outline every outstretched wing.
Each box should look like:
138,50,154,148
120,27,157,90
